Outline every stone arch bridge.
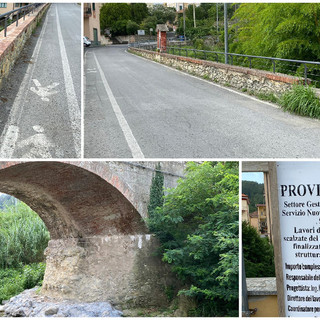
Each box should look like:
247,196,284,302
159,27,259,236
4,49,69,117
0,161,185,307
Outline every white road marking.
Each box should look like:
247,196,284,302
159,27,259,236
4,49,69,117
17,125,57,158
56,5,81,157
0,6,50,158
92,51,145,159
30,79,59,101
0,125,19,158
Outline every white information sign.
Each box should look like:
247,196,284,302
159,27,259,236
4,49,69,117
137,30,145,36
277,162,320,317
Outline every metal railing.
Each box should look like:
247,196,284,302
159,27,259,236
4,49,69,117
0,4,42,37
134,42,320,87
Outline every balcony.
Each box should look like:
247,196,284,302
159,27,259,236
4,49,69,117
84,5,91,17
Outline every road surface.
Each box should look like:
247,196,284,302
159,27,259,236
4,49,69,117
0,3,81,158
84,45,320,158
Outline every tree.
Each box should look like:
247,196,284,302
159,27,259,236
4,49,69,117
131,3,148,24
100,3,131,35
242,222,275,278
126,20,139,35
140,16,158,35
148,4,176,24
231,3,320,62
148,162,239,316
242,180,264,213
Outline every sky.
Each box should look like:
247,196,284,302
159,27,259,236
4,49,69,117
242,172,264,184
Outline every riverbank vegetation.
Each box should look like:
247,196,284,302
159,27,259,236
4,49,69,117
148,162,239,317
0,201,49,303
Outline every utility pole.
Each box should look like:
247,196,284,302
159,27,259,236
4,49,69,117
193,4,196,28
183,3,186,41
224,3,228,64
216,3,219,43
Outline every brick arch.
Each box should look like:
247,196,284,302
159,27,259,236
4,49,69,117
0,162,147,239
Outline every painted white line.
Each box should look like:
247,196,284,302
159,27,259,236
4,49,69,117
0,6,50,158
56,5,81,158
0,125,19,157
92,51,144,158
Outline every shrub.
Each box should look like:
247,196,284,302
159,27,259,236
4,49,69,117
148,162,239,317
280,84,320,118
126,20,139,35
23,263,46,289
0,263,45,303
242,222,275,277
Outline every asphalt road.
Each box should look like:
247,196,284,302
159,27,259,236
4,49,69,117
84,45,320,158
0,3,81,158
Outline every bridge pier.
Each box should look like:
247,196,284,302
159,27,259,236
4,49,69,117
42,235,178,308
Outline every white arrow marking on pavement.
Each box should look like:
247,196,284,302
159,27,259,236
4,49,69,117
30,79,59,101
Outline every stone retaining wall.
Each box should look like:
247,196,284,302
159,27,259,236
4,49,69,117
0,4,49,89
128,47,303,96
42,235,179,308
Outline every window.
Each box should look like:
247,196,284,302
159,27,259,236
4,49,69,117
92,3,95,11
0,3,7,8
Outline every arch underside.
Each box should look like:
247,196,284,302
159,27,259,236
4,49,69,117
0,162,147,239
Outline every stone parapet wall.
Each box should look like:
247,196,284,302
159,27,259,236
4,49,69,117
42,235,179,308
0,4,49,89
129,47,302,96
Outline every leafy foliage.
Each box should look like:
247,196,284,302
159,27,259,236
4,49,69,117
0,202,50,269
280,85,320,119
148,162,239,316
231,4,320,63
130,3,148,25
140,5,176,35
126,20,140,36
148,4,176,24
242,222,275,277
0,263,45,303
100,3,132,36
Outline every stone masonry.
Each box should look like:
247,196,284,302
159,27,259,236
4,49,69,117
0,161,184,308
0,4,49,89
128,47,303,96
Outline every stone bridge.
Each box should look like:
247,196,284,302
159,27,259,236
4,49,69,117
0,161,185,307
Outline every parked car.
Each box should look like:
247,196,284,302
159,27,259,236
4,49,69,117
83,36,91,47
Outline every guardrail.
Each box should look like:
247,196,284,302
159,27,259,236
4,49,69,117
133,42,320,87
0,4,42,37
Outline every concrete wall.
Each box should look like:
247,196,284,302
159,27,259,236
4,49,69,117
0,4,49,89
246,277,279,317
128,48,303,97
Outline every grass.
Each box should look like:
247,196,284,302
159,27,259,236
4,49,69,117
0,202,50,269
256,92,279,104
280,84,320,119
